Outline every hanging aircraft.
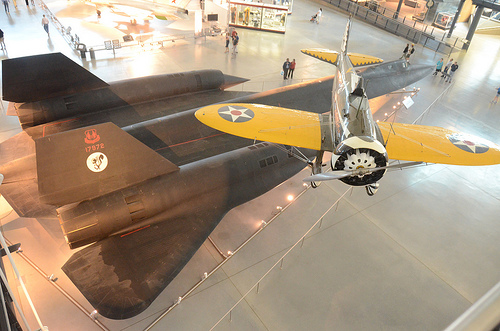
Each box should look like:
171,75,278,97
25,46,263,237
196,18,500,195
0,42,435,319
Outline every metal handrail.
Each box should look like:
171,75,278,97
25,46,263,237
444,280,500,331
324,0,465,54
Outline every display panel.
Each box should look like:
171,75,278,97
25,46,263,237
433,12,454,29
229,1,288,33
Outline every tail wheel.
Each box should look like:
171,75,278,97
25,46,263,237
366,183,379,196
310,150,324,189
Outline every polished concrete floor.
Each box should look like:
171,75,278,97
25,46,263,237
1,0,500,330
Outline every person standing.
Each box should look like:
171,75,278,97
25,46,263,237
2,0,10,13
288,59,296,79
42,15,50,36
224,33,229,53
0,28,6,50
433,58,444,75
315,8,322,24
441,58,453,78
492,86,500,104
232,32,239,54
445,62,458,83
400,44,409,59
282,58,290,80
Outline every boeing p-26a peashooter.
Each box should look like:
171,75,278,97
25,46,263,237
1,34,438,319
196,18,500,195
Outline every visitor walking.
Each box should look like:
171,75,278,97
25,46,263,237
2,0,10,13
311,8,322,23
224,33,229,53
441,58,453,78
282,58,290,80
42,15,50,36
288,59,296,79
232,32,239,54
405,44,415,60
492,86,500,104
0,28,6,50
400,44,409,59
445,62,459,83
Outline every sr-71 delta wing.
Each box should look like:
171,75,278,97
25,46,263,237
196,18,500,195
0,50,433,319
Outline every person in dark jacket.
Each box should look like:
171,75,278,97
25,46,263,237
445,62,459,83
282,58,290,80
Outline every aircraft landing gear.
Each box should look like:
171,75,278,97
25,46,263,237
310,150,325,189
365,182,379,196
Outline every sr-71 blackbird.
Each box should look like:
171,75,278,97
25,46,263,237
0,25,472,319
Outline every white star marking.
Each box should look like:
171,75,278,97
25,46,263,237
452,139,480,153
219,106,253,122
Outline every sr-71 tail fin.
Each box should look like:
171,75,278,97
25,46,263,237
36,122,179,206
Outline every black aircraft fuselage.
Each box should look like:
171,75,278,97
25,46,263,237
0,53,433,319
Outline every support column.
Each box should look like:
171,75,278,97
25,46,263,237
462,5,484,50
447,0,466,37
393,0,404,19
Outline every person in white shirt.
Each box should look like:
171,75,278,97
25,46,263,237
315,8,322,24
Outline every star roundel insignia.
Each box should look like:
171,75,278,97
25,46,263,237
218,105,255,123
448,134,489,154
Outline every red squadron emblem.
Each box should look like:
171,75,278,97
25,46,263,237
448,134,489,154
218,105,255,123
84,129,100,144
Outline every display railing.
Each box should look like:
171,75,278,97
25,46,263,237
325,0,466,55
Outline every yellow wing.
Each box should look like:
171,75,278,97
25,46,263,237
378,122,500,165
301,48,383,66
195,103,324,150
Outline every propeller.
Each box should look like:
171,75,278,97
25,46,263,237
303,161,422,183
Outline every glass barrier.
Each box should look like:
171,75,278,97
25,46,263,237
230,1,288,33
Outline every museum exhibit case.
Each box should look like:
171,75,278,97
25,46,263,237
433,11,455,29
229,1,288,33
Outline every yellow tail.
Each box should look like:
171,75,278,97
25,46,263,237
301,48,383,67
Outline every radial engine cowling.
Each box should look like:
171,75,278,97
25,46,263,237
331,136,388,186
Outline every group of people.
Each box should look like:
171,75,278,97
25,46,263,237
433,58,459,83
225,31,239,54
400,43,415,61
282,58,296,80
2,0,35,13
1,16,49,52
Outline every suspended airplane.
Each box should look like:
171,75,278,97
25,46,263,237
1,43,434,319
196,18,500,196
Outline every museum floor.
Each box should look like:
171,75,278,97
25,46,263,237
0,0,500,330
